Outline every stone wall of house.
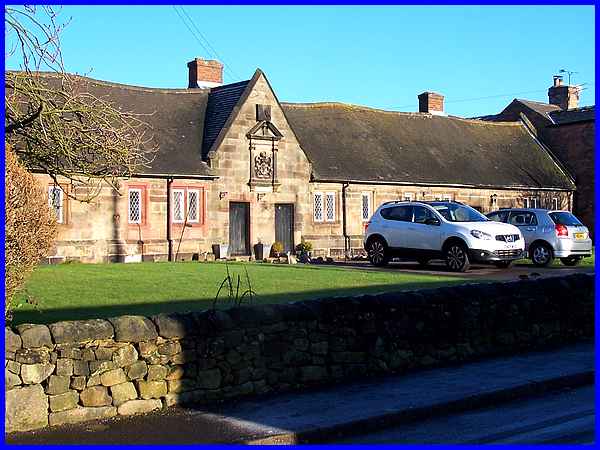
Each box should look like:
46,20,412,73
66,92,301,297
205,73,313,253
540,121,595,236
35,174,212,264
6,273,593,433
304,182,572,257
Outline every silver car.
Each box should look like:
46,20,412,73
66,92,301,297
486,209,592,267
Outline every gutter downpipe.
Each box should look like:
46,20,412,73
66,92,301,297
342,182,350,261
167,177,174,261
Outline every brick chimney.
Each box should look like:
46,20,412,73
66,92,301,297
548,75,579,110
418,91,445,115
187,58,223,88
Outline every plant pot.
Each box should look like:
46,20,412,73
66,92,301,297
212,244,229,259
253,243,272,260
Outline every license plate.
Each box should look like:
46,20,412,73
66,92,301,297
505,243,517,249
575,232,586,240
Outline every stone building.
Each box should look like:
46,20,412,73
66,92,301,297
28,58,575,263
478,75,595,235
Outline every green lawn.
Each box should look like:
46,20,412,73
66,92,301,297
515,251,595,268
12,261,466,325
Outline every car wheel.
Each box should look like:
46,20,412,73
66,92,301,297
493,260,514,269
530,243,554,267
560,256,582,266
367,237,389,267
444,243,470,272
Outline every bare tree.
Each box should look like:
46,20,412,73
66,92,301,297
5,5,156,201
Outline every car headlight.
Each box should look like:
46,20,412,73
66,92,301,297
471,230,492,240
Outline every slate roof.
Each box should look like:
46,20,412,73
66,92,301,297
8,71,258,177
281,102,574,190
548,106,595,125
202,79,250,158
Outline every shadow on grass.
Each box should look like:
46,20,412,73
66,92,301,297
12,279,468,325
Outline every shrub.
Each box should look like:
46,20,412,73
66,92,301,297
271,241,284,256
5,144,57,321
295,240,313,253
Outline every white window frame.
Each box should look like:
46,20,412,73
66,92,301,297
128,188,142,224
187,189,200,223
48,186,64,224
313,192,324,222
403,192,414,202
361,192,372,222
325,192,336,222
172,189,185,224
523,197,529,208
529,197,538,209
552,197,559,210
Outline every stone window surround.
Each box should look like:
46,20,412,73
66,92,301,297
170,184,206,227
48,184,67,225
361,192,372,222
126,183,148,227
313,191,338,224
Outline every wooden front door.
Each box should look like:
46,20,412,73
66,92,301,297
229,202,250,255
275,204,295,254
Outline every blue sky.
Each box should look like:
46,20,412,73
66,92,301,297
6,5,595,117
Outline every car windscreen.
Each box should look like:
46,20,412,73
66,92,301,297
430,202,489,222
549,211,583,226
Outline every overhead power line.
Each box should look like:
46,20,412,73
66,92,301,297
172,5,240,82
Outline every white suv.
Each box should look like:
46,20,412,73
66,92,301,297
364,201,525,272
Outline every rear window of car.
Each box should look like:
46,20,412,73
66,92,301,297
487,211,509,223
380,205,412,222
549,212,583,226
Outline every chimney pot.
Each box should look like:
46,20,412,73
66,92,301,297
553,75,563,87
187,58,223,89
418,91,445,115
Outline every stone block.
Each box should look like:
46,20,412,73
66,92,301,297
126,361,148,380
80,386,112,407
6,360,21,374
56,358,74,376
110,382,138,406
167,379,197,394
5,327,22,352
157,341,181,357
49,319,114,344
71,376,87,391
299,365,328,383
5,368,21,389
109,316,157,342
49,390,79,412
86,374,101,387
138,341,158,357
21,363,55,384
94,347,115,361
152,313,193,338
16,348,51,364
136,380,167,399
113,344,138,367
164,389,205,407
197,368,221,389
73,360,90,376
6,385,48,432
82,348,96,361
89,360,117,376
46,375,71,395
117,399,161,416
147,365,169,381
165,365,186,381
100,368,127,386
16,324,53,348
49,406,116,427
59,346,82,360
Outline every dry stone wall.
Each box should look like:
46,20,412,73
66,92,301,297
5,273,594,433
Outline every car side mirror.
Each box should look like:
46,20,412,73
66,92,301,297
425,218,440,226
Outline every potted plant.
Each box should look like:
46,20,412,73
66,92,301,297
270,241,284,258
253,238,272,261
212,242,229,259
295,239,313,263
